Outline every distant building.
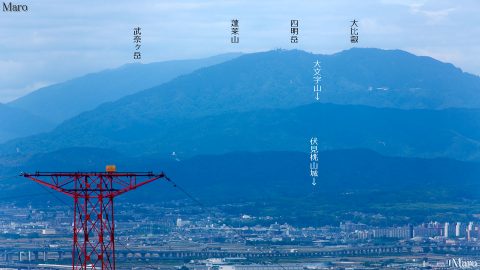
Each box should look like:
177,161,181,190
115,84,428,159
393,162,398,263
467,222,479,241
373,226,412,239
456,222,466,238
176,218,190,227
340,222,367,232
41,229,56,235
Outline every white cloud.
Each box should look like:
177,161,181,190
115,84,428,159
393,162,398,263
1,81,52,103
0,0,478,102
380,0,457,23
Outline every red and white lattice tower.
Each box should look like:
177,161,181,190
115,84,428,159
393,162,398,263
22,166,166,270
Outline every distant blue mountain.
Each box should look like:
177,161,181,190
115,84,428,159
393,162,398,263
3,148,479,225
1,49,480,163
0,103,54,143
7,53,242,124
18,147,479,195
31,48,480,125
2,48,479,225
2,102,480,164
323,48,480,109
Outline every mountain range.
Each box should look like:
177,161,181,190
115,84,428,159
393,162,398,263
0,53,241,143
1,148,479,225
1,48,479,223
2,103,480,163
1,48,480,163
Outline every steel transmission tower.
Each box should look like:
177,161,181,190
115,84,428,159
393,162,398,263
21,167,167,270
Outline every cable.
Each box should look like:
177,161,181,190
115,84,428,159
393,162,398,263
164,176,205,208
0,191,51,201
162,176,289,270
37,184,72,210
0,175,71,203
12,172,289,269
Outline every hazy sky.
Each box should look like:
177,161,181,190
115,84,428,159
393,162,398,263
0,0,478,103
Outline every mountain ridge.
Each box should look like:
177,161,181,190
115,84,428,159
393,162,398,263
7,52,243,124
2,102,480,164
2,148,479,226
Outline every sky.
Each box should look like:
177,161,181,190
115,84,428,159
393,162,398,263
0,0,479,103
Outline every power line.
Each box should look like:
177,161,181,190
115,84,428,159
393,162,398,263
29,183,161,269
0,174,21,181
11,172,290,269
162,177,289,270
0,191,50,201
37,184,72,209
164,176,205,208
0,174,71,202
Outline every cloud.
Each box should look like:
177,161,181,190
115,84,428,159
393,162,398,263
0,0,478,102
1,81,52,103
380,0,456,23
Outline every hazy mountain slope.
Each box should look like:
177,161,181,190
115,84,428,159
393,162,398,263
2,103,480,163
0,103,54,143
2,48,480,162
8,53,242,123
38,48,480,130
322,48,480,108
